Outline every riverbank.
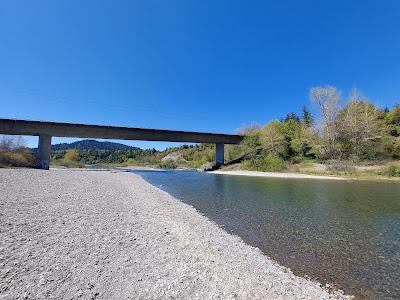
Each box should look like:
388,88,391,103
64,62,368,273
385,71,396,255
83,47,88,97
0,168,350,299
211,161,400,181
210,170,347,180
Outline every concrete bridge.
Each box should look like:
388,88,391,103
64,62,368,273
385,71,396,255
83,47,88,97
0,119,243,169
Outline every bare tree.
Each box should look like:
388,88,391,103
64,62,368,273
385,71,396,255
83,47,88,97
235,123,261,135
310,86,341,157
0,136,15,151
348,86,364,102
0,135,27,151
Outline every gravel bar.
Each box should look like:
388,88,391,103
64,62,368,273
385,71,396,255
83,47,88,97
0,169,351,299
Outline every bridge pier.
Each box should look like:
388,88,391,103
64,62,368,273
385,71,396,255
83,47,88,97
36,134,52,170
0,119,243,170
216,143,224,166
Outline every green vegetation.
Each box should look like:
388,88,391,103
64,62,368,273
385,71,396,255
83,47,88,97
161,86,400,177
182,144,216,168
51,148,158,166
2,86,399,179
55,149,84,168
379,163,400,178
158,160,178,169
0,136,34,168
242,155,285,172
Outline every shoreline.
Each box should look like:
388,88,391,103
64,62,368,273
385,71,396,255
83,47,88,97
56,165,399,182
0,168,350,299
51,163,400,182
210,170,347,180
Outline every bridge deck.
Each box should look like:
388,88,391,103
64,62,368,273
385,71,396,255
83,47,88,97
0,119,243,144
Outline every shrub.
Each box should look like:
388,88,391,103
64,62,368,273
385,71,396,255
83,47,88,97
158,160,177,169
64,149,79,161
0,150,35,168
184,144,215,168
241,155,286,172
59,149,84,168
379,163,400,178
0,136,34,168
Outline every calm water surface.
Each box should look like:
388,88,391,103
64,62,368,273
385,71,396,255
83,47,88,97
131,170,400,299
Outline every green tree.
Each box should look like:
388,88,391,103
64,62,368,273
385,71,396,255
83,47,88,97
259,121,287,158
337,101,383,159
301,105,314,127
385,103,400,137
283,112,300,123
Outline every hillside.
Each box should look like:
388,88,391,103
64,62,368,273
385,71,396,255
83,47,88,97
48,139,159,166
51,140,140,151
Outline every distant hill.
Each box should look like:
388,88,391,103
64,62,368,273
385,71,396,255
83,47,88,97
50,139,141,151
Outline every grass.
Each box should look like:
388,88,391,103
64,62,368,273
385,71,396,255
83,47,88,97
378,162,400,178
295,162,316,168
299,162,400,180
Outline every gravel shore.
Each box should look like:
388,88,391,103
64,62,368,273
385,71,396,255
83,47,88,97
0,169,350,299
211,170,346,180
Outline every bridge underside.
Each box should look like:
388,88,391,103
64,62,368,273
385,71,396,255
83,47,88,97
0,119,243,170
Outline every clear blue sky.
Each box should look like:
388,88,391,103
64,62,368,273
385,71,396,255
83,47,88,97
1,0,399,149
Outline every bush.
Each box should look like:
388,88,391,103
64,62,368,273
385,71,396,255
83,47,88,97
59,149,84,168
0,149,35,168
379,163,400,178
64,149,79,161
241,155,286,172
158,160,177,169
184,144,215,168
0,136,34,168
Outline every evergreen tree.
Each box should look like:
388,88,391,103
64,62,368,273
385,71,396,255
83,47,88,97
284,112,300,123
301,105,314,127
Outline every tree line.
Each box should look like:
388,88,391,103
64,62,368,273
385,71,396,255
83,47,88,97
1,85,399,173
51,148,159,165
234,86,399,171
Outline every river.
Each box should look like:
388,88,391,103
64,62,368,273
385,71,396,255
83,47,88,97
131,170,400,299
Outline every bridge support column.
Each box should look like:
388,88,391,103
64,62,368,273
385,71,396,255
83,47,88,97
216,143,224,166
36,134,52,170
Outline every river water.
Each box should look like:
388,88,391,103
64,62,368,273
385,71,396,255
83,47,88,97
131,170,400,299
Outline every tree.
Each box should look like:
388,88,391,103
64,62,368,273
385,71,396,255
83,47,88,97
301,106,314,127
385,103,400,137
0,136,26,151
279,118,320,159
283,112,300,123
337,100,383,158
235,123,261,135
310,86,341,157
0,136,14,151
236,123,262,152
259,121,287,157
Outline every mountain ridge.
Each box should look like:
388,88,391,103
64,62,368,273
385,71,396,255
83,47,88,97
49,139,141,151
